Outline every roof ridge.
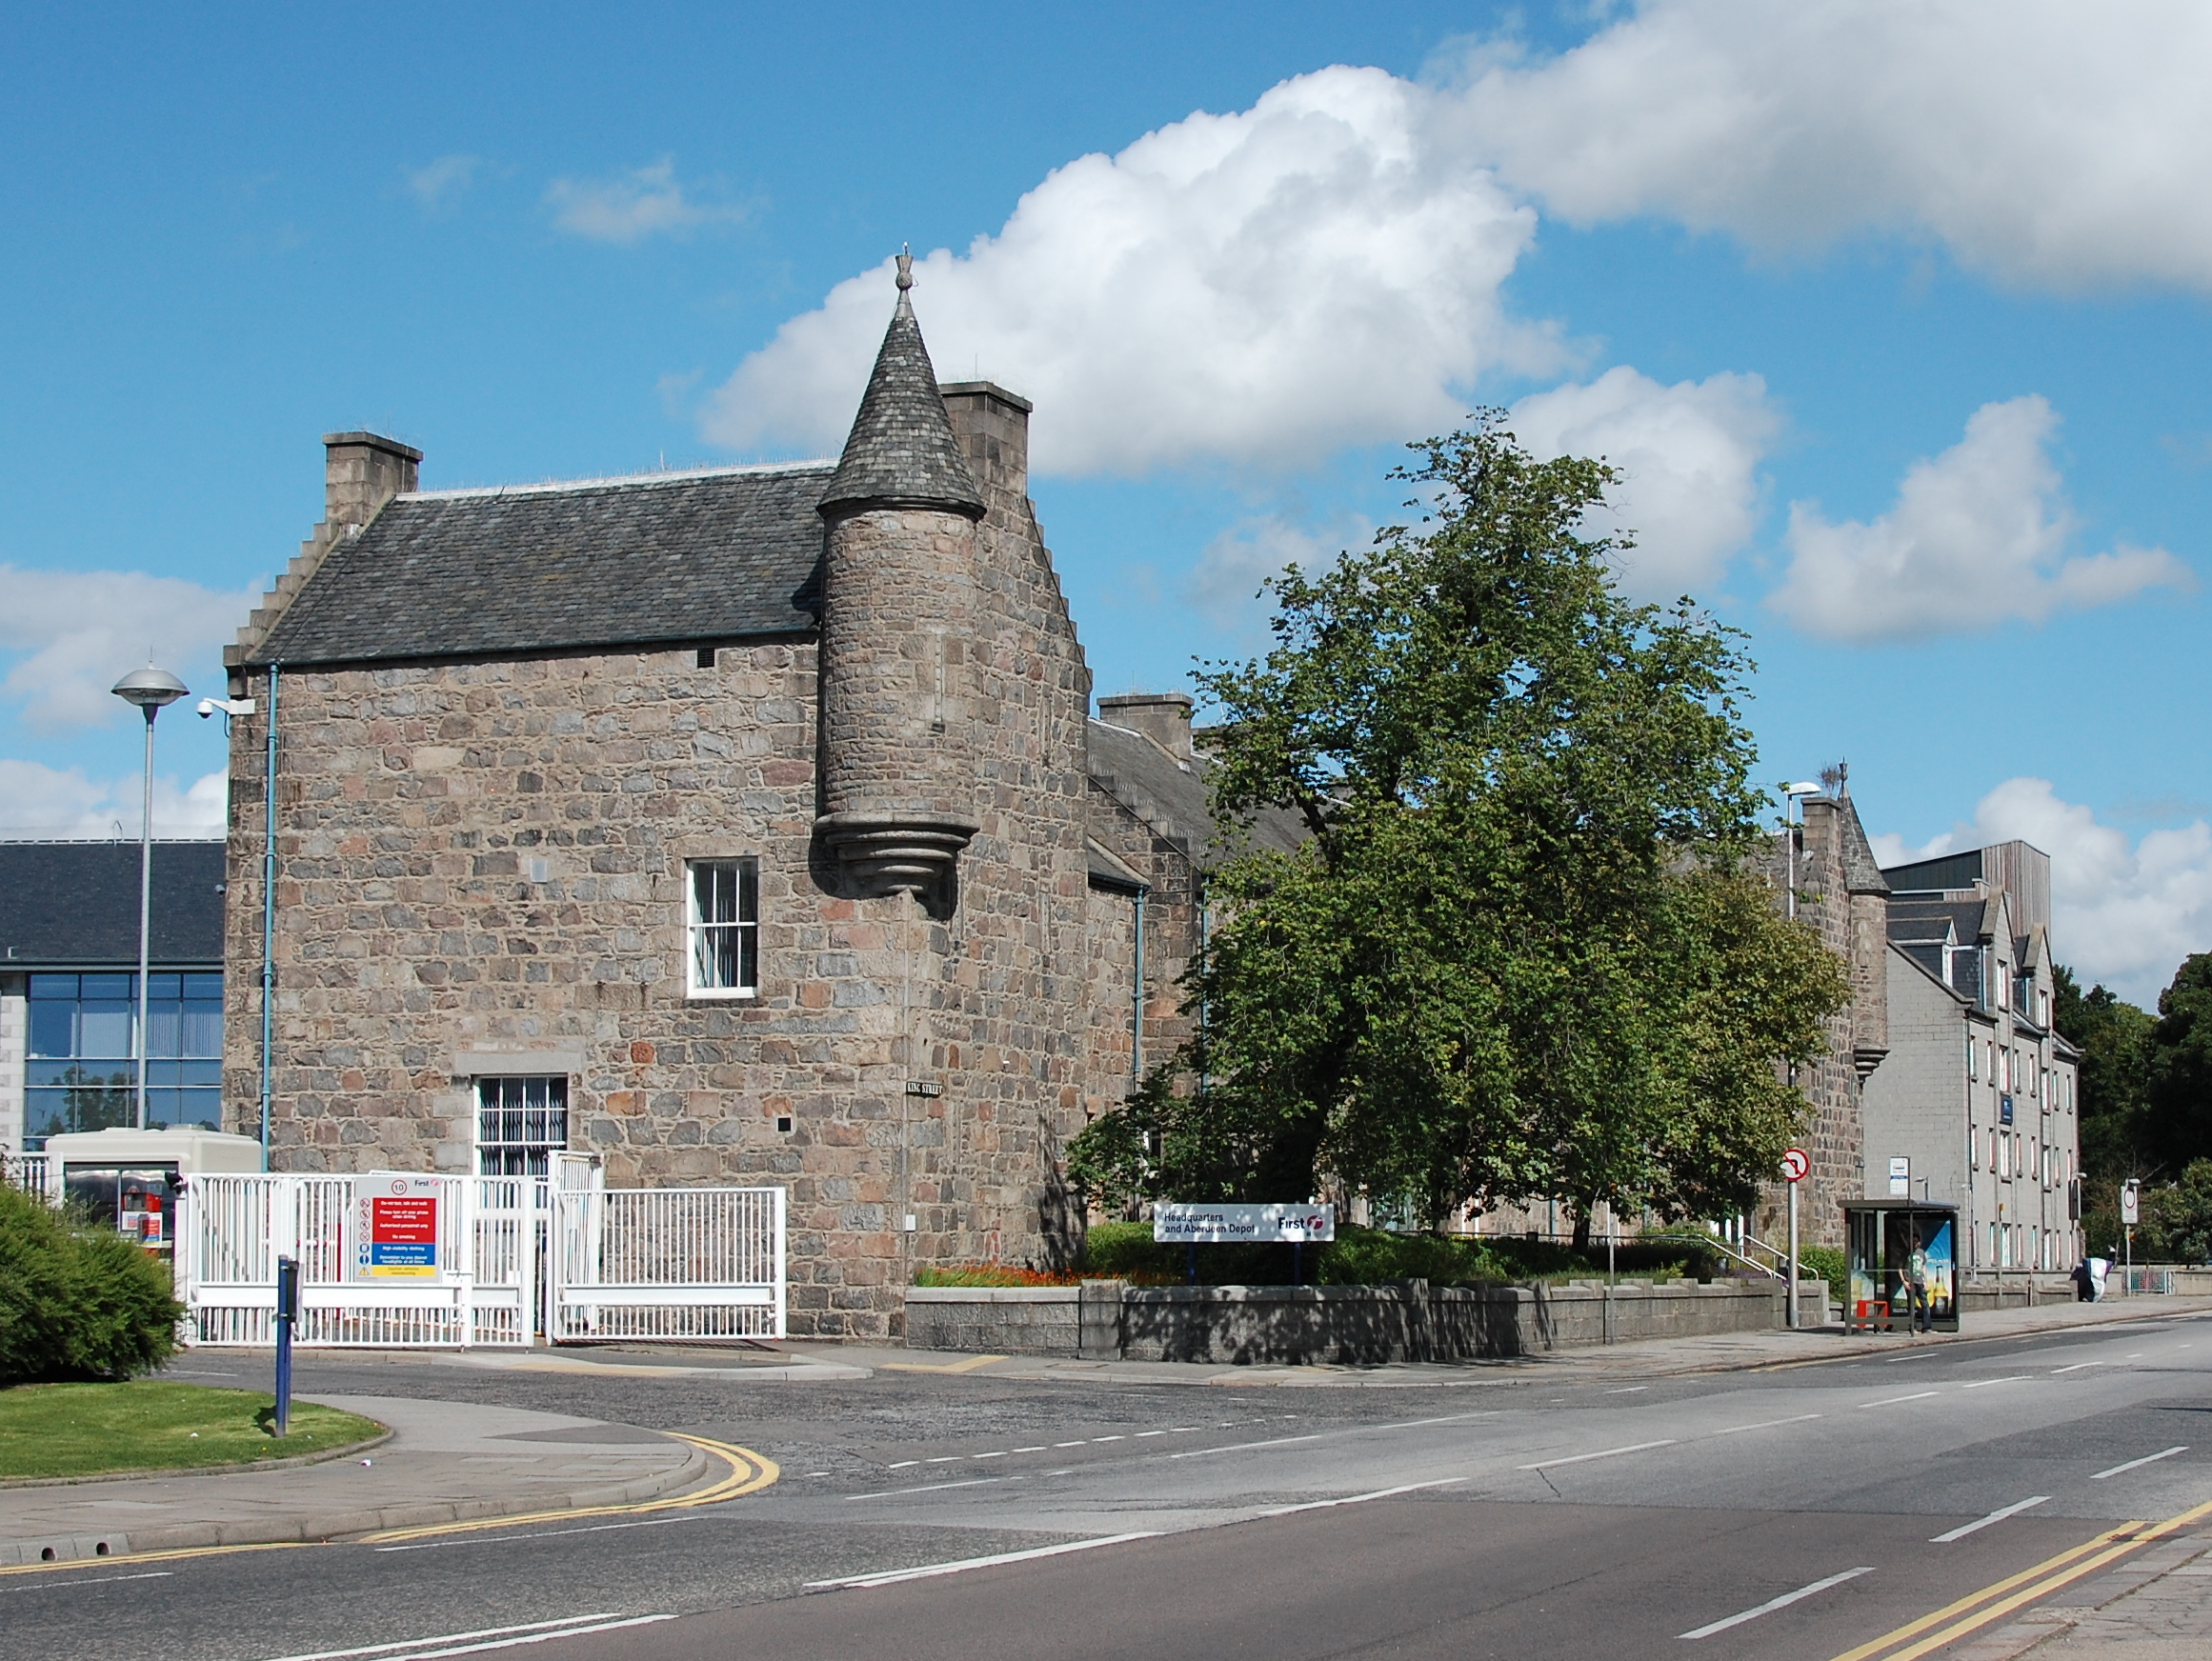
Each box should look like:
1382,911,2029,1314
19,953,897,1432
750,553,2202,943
403,459,835,502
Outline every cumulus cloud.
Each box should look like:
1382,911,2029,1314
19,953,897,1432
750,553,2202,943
0,567,258,733
1507,367,1777,600
1768,397,2190,642
705,67,1552,476
1875,778,2212,1008
408,153,482,210
0,759,226,840
546,158,740,244
1444,0,2212,290
1182,510,1373,632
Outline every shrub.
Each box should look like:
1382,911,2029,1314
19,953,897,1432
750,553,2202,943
1797,1245,1847,1308
0,1186,183,1384
1076,1219,1697,1289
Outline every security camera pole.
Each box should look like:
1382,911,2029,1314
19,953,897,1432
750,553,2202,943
111,665,189,1131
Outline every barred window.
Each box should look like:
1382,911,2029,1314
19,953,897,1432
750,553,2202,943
476,1076,568,1177
687,858,759,997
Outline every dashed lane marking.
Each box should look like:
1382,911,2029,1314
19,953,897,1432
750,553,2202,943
2089,1446,2187,1480
1929,1496,2049,1542
1679,1566,1875,1640
1857,1391,1941,1409
807,1531,1162,1591
1518,1439,1677,1471
251,1612,677,1661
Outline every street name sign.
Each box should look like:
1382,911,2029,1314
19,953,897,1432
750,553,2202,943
1153,1203,1336,1244
352,1172,445,1281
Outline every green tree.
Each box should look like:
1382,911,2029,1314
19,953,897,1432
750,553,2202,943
2144,954,2212,1172
2052,964,2154,1179
1069,417,1846,1236
2142,1158,2212,1265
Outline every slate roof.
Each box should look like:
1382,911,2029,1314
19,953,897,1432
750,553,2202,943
1085,719,1305,872
1833,792,1891,895
0,842,227,968
817,295,985,522
247,464,834,667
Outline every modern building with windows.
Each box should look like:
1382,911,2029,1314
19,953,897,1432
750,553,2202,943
0,840,227,1151
1863,841,2081,1273
216,273,1282,1336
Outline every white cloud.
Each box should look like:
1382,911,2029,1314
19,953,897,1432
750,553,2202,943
1768,397,2191,642
1445,1,2212,290
408,153,482,210
1508,366,1777,600
1182,510,1372,633
0,567,258,733
545,158,739,245
0,759,225,840
1879,778,2212,1007
705,67,1552,476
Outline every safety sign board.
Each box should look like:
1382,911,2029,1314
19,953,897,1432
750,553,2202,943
352,1173,445,1281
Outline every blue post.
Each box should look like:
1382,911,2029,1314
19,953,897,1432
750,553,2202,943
1186,1243,1196,1285
273,1253,297,1437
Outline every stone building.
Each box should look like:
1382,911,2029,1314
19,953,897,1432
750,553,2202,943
217,269,1248,1337
1869,842,2081,1271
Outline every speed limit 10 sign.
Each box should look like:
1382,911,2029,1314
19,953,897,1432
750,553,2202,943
1781,1148,1811,1184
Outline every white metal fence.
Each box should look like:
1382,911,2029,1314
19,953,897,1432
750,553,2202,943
5,1152,53,1201
173,1173,783,1348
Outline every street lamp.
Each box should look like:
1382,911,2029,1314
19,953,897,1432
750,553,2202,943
111,665,189,1131
1780,782,1822,920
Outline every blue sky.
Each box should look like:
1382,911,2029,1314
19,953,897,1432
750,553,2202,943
3,3,2209,1002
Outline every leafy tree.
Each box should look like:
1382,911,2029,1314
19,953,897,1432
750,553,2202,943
2144,954,2212,1172
2142,1159,2212,1265
1070,417,1846,1237
2053,964,2154,1179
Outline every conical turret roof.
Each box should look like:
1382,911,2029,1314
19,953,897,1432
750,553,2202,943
818,259,985,522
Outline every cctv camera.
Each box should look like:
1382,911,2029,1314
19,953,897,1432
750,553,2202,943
196,699,218,719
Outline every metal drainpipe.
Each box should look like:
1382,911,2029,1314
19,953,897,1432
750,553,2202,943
1131,885,1149,1080
258,664,279,1170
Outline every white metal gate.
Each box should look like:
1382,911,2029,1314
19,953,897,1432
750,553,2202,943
175,1175,783,1347
551,1185,786,1341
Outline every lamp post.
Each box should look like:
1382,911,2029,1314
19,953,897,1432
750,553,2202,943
111,666,189,1131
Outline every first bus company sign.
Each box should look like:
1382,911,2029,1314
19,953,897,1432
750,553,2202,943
352,1173,446,1282
1153,1203,1336,1244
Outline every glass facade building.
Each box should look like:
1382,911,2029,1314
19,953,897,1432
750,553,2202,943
26,971,223,1147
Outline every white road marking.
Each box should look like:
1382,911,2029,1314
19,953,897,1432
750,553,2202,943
1717,1413,1821,1435
2050,1361,2103,1373
1930,1496,2050,1542
1170,1432,1323,1460
2090,1446,2189,1480
1678,1567,1875,1639
1519,1439,1678,1471
1136,1431,1166,1437
807,1532,1161,1591
925,1456,962,1464
1607,1386,1649,1394
253,1614,674,1661
1255,1477,1467,1516
885,1460,919,1469
1370,1411,1498,1431
1012,1447,1045,1453
3,1571,173,1593
1857,1391,1941,1409
843,1475,1006,1499
1961,1375,2031,1390
972,1451,1008,1460
1092,1434,1125,1442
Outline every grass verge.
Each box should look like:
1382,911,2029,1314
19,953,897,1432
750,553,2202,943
0,1380,386,1481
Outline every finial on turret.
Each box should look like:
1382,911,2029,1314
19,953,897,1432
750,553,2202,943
895,244,914,290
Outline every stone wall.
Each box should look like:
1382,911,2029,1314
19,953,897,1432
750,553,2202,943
906,1277,1788,1362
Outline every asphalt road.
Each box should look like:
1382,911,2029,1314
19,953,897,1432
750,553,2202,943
9,1311,2208,1661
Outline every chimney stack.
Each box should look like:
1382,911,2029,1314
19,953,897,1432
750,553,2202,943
938,383,1031,520
322,431,422,538
1097,692,1196,762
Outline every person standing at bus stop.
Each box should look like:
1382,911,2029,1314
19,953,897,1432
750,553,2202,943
1905,1235,1933,1333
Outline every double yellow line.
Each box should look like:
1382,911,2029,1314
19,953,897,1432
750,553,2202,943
359,1433,778,1544
1831,1494,2212,1661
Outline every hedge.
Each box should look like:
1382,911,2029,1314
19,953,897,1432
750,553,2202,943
0,1184,184,1384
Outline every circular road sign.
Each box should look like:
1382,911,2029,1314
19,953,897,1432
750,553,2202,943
1780,1148,1811,1184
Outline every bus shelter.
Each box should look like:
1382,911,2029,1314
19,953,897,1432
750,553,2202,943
1842,1200,1961,1333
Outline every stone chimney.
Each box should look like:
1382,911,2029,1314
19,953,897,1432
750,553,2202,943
322,431,421,537
1097,692,1195,762
938,381,1031,522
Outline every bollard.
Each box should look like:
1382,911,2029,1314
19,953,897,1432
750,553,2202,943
274,1253,298,1437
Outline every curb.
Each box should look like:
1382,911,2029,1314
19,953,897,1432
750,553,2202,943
0,1430,395,1491
0,1437,710,1569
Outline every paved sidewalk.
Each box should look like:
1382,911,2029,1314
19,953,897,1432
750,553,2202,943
0,1394,707,1568
1951,1529,2212,1658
